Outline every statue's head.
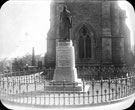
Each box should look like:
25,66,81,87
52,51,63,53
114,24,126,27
63,5,67,11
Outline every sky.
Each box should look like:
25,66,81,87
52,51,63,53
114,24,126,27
0,0,51,59
0,0,134,59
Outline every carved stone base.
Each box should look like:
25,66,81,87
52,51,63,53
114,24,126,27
54,41,79,82
45,81,89,93
50,40,90,92
53,67,78,82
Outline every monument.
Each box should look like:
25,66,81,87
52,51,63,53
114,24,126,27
54,6,78,82
46,6,89,92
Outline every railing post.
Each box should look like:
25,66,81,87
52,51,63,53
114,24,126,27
2,76,4,97
101,77,103,102
92,78,94,104
9,89,11,101
44,80,46,105
83,79,85,104
34,74,36,105
73,80,75,105
120,76,123,98
26,80,28,103
112,88,114,100
108,77,111,100
49,92,50,105
63,80,65,105
7,75,9,101
129,76,132,95
88,91,90,104
6,73,8,98
118,87,120,98
31,76,33,104
68,93,70,105
104,89,107,102
13,79,15,102
125,77,127,96
132,75,134,91
96,90,99,103
115,77,117,99
3,76,4,90
58,92,60,105
53,81,55,105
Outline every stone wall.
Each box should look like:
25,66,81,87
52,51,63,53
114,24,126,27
44,0,131,67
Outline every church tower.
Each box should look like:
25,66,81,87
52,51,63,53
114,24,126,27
44,0,131,68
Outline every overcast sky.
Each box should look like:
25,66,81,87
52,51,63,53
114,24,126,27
0,0,134,59
0,0,51,59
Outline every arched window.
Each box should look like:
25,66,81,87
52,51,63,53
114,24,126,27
79,36,84,58
86,35,91,58
78,25,92,59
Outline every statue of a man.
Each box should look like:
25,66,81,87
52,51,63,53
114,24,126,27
59,6,72,41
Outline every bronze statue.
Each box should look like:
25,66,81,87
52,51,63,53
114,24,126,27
59,6,72,41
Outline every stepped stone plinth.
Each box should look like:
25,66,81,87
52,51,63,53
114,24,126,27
46,41,89,92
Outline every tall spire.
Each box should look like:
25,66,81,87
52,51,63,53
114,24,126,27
32,47,36,66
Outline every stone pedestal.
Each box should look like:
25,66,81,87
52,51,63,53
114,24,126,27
46,40,89,92
54,41,79,82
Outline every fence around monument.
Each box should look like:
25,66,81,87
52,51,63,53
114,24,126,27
0,67,135,107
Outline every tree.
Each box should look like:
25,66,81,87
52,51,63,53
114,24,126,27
0,58,12,73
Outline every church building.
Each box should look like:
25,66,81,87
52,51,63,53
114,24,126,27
44,0,131,68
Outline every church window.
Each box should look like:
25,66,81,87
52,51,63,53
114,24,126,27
82,27,87,36
79,36,84,58
86,35,91,58
78,25,92,59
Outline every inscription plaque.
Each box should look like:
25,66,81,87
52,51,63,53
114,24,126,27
57,46,72,67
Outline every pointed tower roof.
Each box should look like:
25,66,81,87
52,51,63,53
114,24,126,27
32,47,36,66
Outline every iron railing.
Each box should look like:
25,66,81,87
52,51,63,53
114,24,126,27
0,67,135,107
